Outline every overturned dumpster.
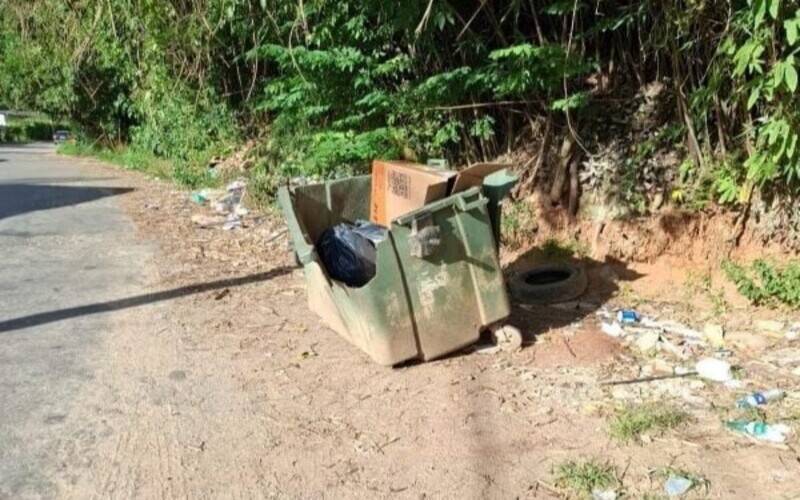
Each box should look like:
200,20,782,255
278,164,516,366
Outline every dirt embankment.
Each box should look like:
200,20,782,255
506,189,787,266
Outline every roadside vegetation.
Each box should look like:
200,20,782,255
553,458,619,497
608,403,690,443
4,0,800,301
723,259,800,308
2,1,799,207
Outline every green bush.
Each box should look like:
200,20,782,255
3,0,800,211
723,259,800,308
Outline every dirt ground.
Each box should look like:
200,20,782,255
66,157,800,499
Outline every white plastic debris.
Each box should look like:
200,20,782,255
601,322,624,338
664,475,692,497
592,489,617,500
695,357,733,382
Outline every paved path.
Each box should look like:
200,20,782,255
0,144,154,498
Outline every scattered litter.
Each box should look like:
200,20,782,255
317,220,387,287
617,309,640,324
786,324,800,341
190,191,209,204
189,181,250,231
702,323,725,348
726,420,792,444
591,489,617,500
736,389,785,408
211,179,246,212
214,288,230,300
645,319,704,342
222,213,243,231
695,357,733,383
754,319,785,334
601,322,624,337
659,337,690,360
664,475,693,497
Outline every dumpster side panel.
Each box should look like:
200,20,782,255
304,262,350,337
452,209,511,325
292,184,332,244
391,190,506,360
326,238,419,365
327,175,370,223
282,178,419,366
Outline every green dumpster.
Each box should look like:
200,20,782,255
278,174,513,366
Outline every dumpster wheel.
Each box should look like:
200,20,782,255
509,263,587,304
490,324,523,350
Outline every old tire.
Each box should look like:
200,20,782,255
509,263,587,304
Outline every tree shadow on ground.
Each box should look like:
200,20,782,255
503,250,644,346
0,266,295,333
0,184,133,221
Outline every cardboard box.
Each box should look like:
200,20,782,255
370,160,456,226
451,163,510,194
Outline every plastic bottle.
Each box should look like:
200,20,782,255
736,389,785,408
725,420,791,443
617,309,640,324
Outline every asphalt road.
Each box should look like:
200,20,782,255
0,144,153,498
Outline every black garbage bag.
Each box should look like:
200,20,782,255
317,220,387,287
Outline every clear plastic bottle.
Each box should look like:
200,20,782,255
736,389,785,408
726,420,790,443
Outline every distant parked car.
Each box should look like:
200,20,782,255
52,130,71,143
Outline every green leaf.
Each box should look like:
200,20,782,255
786,64,798,92
754,0,768,26
769,0,780,20
550,92,589,111
747,87,761,108
788,134,798,159
786,19,799,45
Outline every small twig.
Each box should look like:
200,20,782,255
428,100,538,111
456,0,488,41
535,480,565,496
601,372,697,386
414,0,435,36
265,227,288,244
562,336,577,358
